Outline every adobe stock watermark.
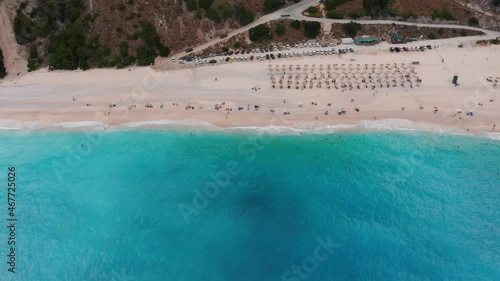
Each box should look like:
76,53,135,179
51,68,164,182
282,236,340,281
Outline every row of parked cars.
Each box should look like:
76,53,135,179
182,41,332,60
216,47,345,63
390,45,432,52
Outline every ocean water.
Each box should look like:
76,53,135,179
0,130,498,281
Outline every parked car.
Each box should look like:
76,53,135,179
426,45,432,50
270,54,275,59
209,59,217,64
225,57,230,62
186,48,193,53
250,55,254,60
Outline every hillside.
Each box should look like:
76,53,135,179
1,0,498,76
5,0,300,72
314,0,499,30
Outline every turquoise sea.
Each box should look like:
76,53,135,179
0,130,499,281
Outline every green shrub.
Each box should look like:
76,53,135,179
206,8,221,23
349,10,362,19
119,41,129,57
428,32,436,39
138,21,162,49
234,3,255,26
117,4,126,11
186,0,198,11
327,11,344,19
263,0,285,13
234,42,242,48
13,10,36,44
249,24,273,42
342,21,361,37
0,48,7,78
198,0,215,10
159,45,170,57
460,30,467,36
276,23,286,36
222,46,229,52
217,3,233,21
28,59,38,72
401,11,416,20
307,6,319,14
363,0,394,17
437,28,444,35
431,8,456,21
127,0,134,5
29,45,38,59
468,16,479,26
291,20,301,30
303,21,321,38
325,0,351,11
136,45,156,66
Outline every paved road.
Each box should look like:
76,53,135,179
172,0,500,58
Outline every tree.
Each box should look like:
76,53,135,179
325,0,350,11
342,22,361,38
303,21,321,39
363,0,393,17
276,23,286,36
216,3,233,21
159,45,170,57
136,44,156,66
0,48,7,78
468,16,479,26
198,0,215,10
291,20,301,30
186,0,198,11
428,32,436,39
30,45,39,59
431,9,456,21
119,41,129,58
234,3,255,26
327,11,344,19
249,24,272,42
206,8,221,23
263,0,285,13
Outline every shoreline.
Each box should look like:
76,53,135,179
1,118,499,141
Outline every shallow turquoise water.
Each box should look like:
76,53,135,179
0,130,498,281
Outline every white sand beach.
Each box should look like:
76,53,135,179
0,43,498,133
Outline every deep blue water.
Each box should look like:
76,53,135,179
0,130,498,281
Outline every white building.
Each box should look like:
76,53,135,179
341,38,354,44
